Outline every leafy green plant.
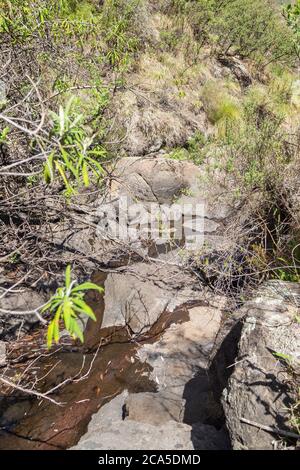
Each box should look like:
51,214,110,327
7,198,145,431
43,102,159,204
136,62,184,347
0,0,96,44
42,265,103,348
0,126,10,144
44,96,106,194
168,130,208,165
102,0,141,71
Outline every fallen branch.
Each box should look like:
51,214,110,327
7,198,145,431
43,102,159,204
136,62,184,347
0,376,63,406
0,305,47,324
240,417,300,440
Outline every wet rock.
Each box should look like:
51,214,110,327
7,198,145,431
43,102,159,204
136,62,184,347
124,391,184,425
72,296,230,450
222,281,300,450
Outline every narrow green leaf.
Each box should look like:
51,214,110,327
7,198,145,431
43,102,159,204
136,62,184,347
82,161,89,187
41,301,51,313
47,320,55,349
65,264,71,289
54,160,73,192
71,282,104,293
71,320,84,343
63,304,73,330
53,317,60,344
60,146,78,179
49,299,63,312
72,298,96,321
43,163,52,184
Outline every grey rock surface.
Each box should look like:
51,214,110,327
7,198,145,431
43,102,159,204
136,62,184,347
72,391,229,450
137,301,225,425
0,340,6,366
101,262,203,332
222,281,300,450
0,289,46,340
41,156,242,266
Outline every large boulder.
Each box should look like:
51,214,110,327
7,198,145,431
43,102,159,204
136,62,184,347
111,156,202,204
222,281,300,450
72,391,229,451
137,299,225,425
73,297,230,450
100,262,202,333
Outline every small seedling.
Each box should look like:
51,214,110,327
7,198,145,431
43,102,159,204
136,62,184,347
42,265,104,348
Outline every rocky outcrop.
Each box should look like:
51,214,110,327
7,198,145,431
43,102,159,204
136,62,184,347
136,299,225,422
111,156,202,204
75,280,300,451
222,281,300,450
100,263,203,333
41,155,245,267
71,391,229,451
72,297,230,450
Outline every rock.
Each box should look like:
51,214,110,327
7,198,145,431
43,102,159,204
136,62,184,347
218,56,252,87
112,157,198,204
101,263,202,333
124,391,184,425
137,300,225,425
111,87,207,157
72,295,231,451
72,391,229,450
0,341,6,366
108,156,261,257
41,155,240,267
222,281,300,450
0,289,47,341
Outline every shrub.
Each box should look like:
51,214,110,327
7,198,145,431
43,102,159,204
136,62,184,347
284,0,300,57
168,130,208,165
170,0,297,68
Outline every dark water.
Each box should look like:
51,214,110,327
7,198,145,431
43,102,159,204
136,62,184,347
0,329,155,449
0,275,194,450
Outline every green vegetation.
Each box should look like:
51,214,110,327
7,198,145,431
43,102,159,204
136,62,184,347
42,265,103,348
201,80,242,130
284,0,300,56
45,97,106,195
0,0,299,346
168,130,207,165
273,350,300,433
0,0,299,440
166,0,297,67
